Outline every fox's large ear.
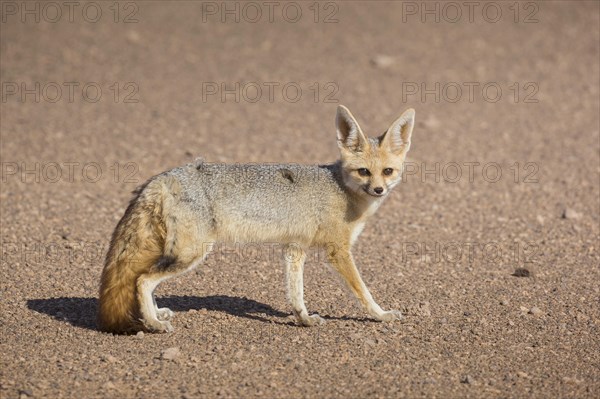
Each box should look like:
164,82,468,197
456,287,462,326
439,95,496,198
336,105,369,153
380,108,415,155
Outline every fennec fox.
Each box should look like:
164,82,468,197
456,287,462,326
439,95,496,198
98,105,415,333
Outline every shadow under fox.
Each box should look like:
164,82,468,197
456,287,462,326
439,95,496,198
98,105,415,333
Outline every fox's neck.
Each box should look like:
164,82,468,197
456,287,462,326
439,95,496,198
353,192,386,219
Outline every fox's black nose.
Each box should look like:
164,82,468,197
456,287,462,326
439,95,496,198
374,187,384,194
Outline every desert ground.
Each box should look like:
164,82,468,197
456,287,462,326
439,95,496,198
1,1,599,398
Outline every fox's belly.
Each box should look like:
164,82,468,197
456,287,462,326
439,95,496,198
212,203,319,245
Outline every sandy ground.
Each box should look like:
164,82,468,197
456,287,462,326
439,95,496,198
1,1,599,398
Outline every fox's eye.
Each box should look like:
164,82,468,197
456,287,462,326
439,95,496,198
383,168,394,176
357,168,371,176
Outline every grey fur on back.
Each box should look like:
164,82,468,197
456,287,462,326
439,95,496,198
161,159,351,244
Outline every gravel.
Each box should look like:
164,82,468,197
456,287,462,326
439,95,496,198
1,2,599,398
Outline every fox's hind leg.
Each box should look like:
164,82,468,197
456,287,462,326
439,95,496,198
284,244,325,326
137,273,174,332
137,241,215,333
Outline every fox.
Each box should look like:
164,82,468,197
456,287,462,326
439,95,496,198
98,105,415,333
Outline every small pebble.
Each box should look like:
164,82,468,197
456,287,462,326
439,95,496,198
529,307,543,316
460,375,475,384
370,55,395,69
562,208,581,219
422,115,441,129
418,301,431,317
126,30,141,44
512,268,530,277
562,376,583,384
161,347,181,361
101,354,117,363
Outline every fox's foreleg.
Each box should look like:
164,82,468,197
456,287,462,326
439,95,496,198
327,245,402,322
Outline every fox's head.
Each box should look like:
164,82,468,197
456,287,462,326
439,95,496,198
336,105,415,199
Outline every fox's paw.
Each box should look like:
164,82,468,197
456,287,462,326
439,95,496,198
157,307,174,321
143,319,174,333
153,320,174,333
299,314,326,327
375,309,403,322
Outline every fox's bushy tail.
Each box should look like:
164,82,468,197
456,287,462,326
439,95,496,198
97,179,168,334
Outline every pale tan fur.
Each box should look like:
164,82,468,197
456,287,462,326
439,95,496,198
98,105,415,333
